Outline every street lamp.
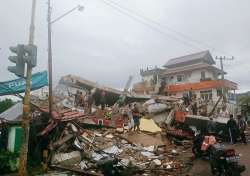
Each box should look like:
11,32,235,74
47,0,84,115
50,5,84,24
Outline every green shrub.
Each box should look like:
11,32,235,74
0,150,19,174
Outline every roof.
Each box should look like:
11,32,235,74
59,75,152,100
163,50,215,68
163,63,225,75
0,102,23,122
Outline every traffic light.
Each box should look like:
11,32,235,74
8,44,37,77
23,44,37,67
8,44,25,77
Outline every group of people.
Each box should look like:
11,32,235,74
183,89,200,116
74,90,94,114
227,114,247,144
206,112,248,145
74,89,108,112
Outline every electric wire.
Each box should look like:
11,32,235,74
100,0,203,51
104,0,234,57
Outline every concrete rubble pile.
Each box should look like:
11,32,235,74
33,76,203,175
45,121,193,176
33,97,195,175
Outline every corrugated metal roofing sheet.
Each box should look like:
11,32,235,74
0,102,22,122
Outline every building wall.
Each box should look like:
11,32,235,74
142,75,154,83
7,126,22,153
165,68,217,85
188,69,203,83
170,88,218,102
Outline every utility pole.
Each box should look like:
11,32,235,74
215,56,234,101
47,0,53,116
47,1,83,116
18,0,37,175
215,56,234,80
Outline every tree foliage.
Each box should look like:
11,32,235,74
0,98,15,113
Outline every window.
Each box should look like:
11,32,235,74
177,75,183,82
200,90,212,101
201,71,206,80
168,76,174,84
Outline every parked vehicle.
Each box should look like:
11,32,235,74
192,131,216,158
209,144,245,176
192,131,245,176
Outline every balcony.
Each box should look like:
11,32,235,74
165,79,238,93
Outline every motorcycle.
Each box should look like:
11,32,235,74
192,131,216,158
209,143,245,176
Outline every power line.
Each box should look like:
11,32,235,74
99,0,203,51
102,0,234,57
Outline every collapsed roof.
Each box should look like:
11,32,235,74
0,102,22,123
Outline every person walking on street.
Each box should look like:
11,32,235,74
238,114,247,144
227,114,238,144
132,103,140,132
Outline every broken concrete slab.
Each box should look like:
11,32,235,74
52,151,81,166
139,118,162,133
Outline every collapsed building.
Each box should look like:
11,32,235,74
0,50,240,175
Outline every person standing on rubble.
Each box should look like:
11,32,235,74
220,105,229,118
183,93,189,106
238,114,247,144
79,92,84,107
74,90,80,107
132,103,141,132
88,91,94,114
191,101,198,115
189,88,193,101
100,90,106,110
84,91,93,114
127,104,134,133
227,114,238,144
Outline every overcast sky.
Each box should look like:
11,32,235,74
0,0,250,92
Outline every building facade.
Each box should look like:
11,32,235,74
134,50,237,105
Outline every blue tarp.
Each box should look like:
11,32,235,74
0,71,48,96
